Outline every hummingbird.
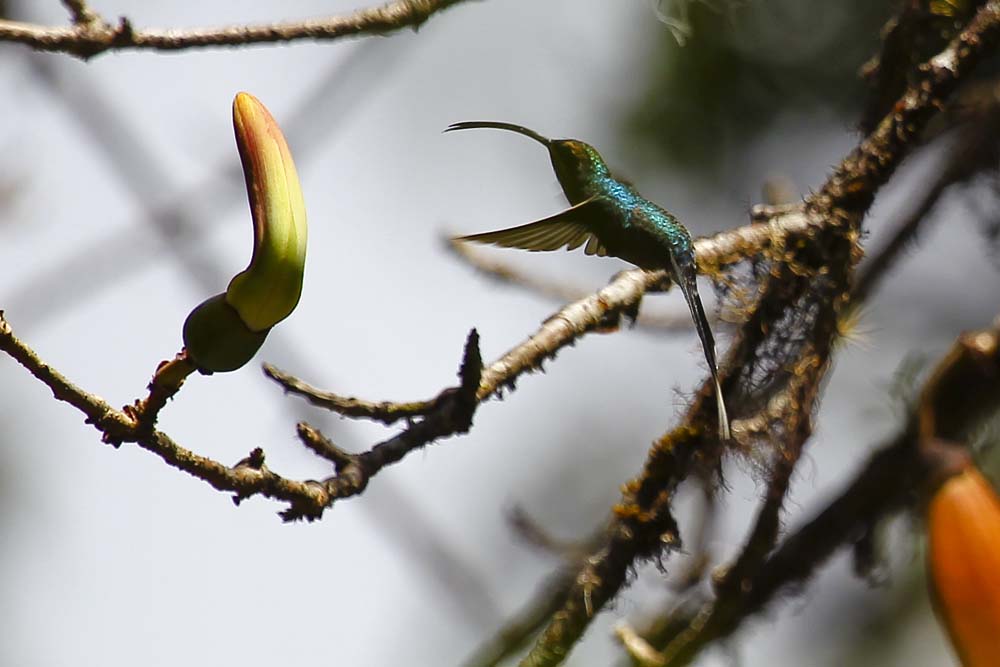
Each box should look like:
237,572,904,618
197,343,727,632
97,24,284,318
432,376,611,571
447,121,730,440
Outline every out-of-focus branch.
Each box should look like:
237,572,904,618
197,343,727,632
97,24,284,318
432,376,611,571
0,0,477,59
460,521,609,667
0,311,483,521
445,236,598,305
461,567,577,667
444,236,721,333
850,161,952,305
506,506,591,560
668,476,717,593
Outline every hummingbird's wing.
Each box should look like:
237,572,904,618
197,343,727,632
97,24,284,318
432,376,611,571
455,197,611,256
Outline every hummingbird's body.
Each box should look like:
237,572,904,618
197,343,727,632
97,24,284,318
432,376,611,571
447,121,730,439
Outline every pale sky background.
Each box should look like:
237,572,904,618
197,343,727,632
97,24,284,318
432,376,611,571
0,1,997,666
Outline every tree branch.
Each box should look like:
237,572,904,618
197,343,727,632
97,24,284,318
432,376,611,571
853,77,1000,305
648,320,1000,665
0,311,483,521
512,4,1000,665
0,0,478,59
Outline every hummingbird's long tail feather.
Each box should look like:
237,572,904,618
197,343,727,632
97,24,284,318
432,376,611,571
714,372,731,440
444,121,551,147
675,267,731,440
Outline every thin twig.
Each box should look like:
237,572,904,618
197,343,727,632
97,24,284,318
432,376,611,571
123,351,197,435
296,422,354,471
60,0,98,25
506,506,588,560
264,364,448,425
0,0,478,59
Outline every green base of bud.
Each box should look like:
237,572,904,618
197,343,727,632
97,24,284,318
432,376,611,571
183,293,269,373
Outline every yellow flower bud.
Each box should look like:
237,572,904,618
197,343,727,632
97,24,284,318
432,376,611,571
183,92,308,373
226,91,308,332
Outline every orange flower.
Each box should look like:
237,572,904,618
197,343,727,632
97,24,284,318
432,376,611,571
927,465,1000,666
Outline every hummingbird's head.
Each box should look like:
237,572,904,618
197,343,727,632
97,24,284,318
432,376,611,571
547,139,611,199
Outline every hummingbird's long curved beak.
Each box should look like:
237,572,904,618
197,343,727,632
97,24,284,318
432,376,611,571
444,121,551,147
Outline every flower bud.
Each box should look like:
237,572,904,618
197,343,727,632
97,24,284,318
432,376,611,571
226,91,308,332
927,465,1000,666
183,294,268,373
183,92,308,373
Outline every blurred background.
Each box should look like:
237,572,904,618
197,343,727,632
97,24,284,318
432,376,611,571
1,1,998,665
